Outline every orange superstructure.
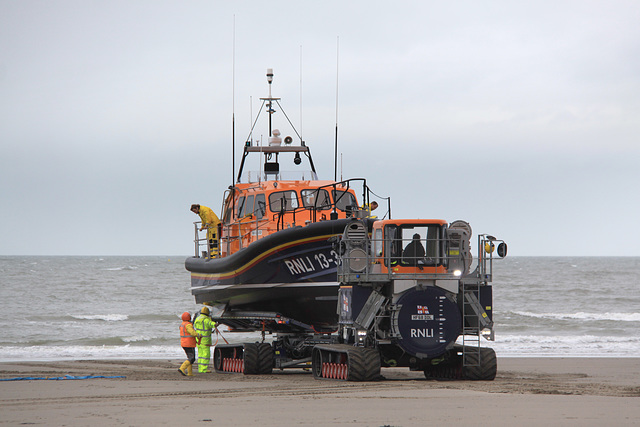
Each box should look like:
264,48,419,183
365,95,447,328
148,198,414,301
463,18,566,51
217,180,360,257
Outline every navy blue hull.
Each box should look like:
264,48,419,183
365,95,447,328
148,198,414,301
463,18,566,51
185,219,366,327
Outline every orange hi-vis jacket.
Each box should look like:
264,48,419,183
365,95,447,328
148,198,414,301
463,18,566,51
179,321,198,348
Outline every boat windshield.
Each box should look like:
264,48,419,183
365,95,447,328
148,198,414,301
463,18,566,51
268,190,300,212
301,189,332,210
332,190,358,212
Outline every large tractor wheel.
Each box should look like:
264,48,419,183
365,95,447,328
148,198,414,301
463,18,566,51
348,347,381,381
462,347,497,381
257,343,273,374
242,343,259,374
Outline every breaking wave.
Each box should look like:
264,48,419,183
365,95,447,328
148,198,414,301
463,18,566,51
102,266,139,271
508,311,640,322
71,314,129,322
488,334,640,357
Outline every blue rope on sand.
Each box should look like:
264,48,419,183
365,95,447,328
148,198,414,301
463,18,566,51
0,375,125,381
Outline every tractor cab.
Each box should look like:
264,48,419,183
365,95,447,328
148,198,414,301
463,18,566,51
372,219,449,275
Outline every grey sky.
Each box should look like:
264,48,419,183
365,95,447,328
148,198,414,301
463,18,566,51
1,1,639,256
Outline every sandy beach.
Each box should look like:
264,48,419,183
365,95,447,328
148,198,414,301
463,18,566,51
0,358,638,426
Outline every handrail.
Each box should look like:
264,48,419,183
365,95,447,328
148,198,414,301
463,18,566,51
193,221,222,259
219,216,271,253
193,221,211,258
213,178,392,255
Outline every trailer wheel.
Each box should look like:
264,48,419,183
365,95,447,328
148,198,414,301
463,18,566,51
462,347,497,381
257,343,273,374
311,347,324,379
213,347,223,372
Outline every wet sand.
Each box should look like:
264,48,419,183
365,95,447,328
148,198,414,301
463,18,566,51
1,358,639,426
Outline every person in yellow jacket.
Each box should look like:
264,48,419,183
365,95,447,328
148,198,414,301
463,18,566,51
193,306,216,373
190,204,220,257
178,312,201,376
361,201,378,218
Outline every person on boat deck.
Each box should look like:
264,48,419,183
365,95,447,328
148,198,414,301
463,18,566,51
178,312,201,377
361,201,378,218
193,306,216,373
402,233,426,265
190,204,220,257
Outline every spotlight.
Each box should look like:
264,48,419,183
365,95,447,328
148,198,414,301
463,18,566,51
294,152,301,165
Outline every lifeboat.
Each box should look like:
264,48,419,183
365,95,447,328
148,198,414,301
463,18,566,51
185,70,383,329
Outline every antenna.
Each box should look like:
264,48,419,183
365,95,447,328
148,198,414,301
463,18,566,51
267,68,274,137
300,45,303,144
334,36,340,182
232,15,236,184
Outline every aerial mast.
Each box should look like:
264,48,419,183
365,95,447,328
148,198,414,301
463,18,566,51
266,68,274,137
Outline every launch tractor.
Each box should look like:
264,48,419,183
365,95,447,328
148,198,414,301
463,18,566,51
210,212,507,381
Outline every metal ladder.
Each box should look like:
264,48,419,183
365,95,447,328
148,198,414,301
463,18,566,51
462,280,482,367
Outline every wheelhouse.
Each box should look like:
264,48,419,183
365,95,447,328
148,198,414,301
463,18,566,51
218,180,360,256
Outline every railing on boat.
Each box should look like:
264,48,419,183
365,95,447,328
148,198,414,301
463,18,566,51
192,221,220,259
267,179,391,231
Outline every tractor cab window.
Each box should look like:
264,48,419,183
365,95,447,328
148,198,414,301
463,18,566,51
332,190,357,212
385,224,443,267
301,189,331,210
269,191,299,212
373,228,383,257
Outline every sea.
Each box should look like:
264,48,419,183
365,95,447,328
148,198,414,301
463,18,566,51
0,256,638,362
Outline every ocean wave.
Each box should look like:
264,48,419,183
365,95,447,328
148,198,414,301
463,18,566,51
71,314,129,322
128,313,179,321
508,311,640,322
0,345,184,362
121,336,155,343
102,266,139,271
487,333,640,357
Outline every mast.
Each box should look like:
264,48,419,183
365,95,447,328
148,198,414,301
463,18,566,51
235,69,318,183
334,36,340,182
232,16,236,185
267,68,274,137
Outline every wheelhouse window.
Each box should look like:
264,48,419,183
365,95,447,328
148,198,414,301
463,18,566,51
332,190,357,212
255,194,266,219
268,190,299,212
241,195,254,218
301,189,331,210
236,196,245,218
384,224,443,267
223,195,233,223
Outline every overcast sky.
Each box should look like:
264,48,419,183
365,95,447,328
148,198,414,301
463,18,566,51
1,1,639,256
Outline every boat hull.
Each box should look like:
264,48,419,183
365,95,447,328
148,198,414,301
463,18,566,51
186,218,361,327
